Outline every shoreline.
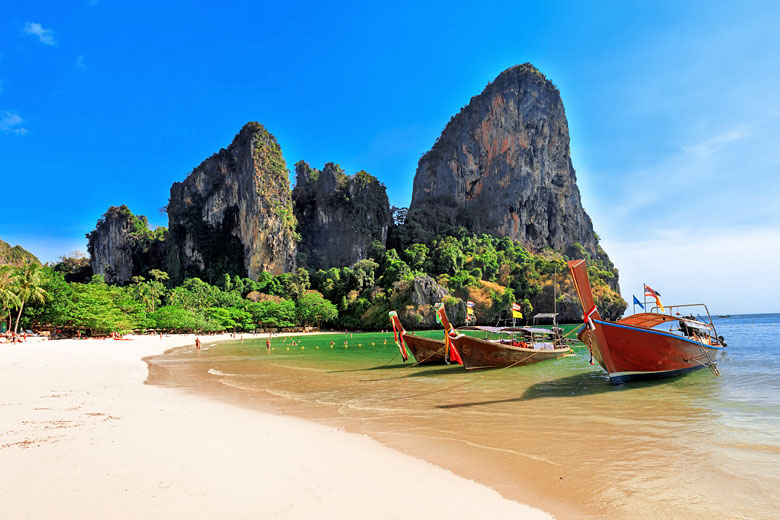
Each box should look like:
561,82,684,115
0,333,553,519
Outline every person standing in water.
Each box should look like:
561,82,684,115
195,337,201,350
266,337,271,350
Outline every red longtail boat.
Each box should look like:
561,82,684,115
388,309,461,365
436,305,570,371
567,259,726,384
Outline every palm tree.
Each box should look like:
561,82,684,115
0,266,21,333
12,262,49,334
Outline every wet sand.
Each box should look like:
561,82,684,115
146,327,780,520
0,334,552,519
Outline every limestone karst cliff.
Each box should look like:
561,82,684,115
408,63,600,257
292,162,391,270
166,122,297,283
86,205,166,284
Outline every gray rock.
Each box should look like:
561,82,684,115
408,63,601,256
86,205,165,284
292,162,391,270
166,122,297,282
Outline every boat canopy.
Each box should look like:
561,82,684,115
533,313,557,319
472,326,555,335
617,313,680,328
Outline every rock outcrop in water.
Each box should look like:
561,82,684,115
86,205,166,284
408,63,600,256
166,122,297,283
292,162,391,270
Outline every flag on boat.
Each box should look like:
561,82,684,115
466,301,475,308
512,302,523,319
633,295,645,309
466,301,475,316
643,284,665,312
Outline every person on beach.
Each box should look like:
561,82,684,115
195,337,201,350
266,337,271,350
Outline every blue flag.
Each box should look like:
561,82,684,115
633,295,645,309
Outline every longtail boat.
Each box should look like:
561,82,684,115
436,306,571,371
567,259,726,384
388,310,458,365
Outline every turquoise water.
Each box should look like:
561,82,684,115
147,314,780,519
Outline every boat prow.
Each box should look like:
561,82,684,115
567,259,726,384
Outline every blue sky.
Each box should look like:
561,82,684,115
1,1,778,313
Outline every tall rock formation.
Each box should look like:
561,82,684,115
166,122,298,283
292,162,391,270
86,205,166,284
408,63,600,256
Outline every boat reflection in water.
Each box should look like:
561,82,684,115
567,259,727,384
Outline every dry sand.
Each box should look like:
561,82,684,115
0,334,552,519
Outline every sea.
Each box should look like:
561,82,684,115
145,313,780,519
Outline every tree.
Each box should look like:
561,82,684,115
244,299,296,328
12,262,49,333
403,243,428,271
0,265,21,331
295,291,338,327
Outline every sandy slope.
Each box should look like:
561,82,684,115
0,334,552,519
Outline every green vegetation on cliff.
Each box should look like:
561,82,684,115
14,226,624,334
0,238,40,267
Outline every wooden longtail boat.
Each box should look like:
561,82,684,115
436,306,571,371
388,311,449,365
567,259,726,384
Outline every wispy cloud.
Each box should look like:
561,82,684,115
0,110,28,135
77,55,87,69
23,22,56,45
680,129,748,157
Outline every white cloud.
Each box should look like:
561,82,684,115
680,129,748,157
0,110,28,135
77,55,87,69
603,226,780,315
23,22,56,45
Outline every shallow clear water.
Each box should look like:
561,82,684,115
147,315,780,519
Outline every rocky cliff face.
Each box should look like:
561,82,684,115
292,162,391,270
408,63,600,256
86,205,166,284
392,275,467,329
166,122,297,283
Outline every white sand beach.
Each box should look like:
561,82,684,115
0,334,552,519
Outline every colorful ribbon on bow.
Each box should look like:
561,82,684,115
388,311,408,361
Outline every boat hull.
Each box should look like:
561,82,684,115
403,334,448,365
452,334,571,371
582,320,723,384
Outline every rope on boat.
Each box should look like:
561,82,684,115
406,346,447,367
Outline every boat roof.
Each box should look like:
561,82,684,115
533,313,557,319
617,312,712,330
617,313,680,328
472,326,555,335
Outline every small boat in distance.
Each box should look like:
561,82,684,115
437,306,572,371
388,310,452,365
567,259,726,384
